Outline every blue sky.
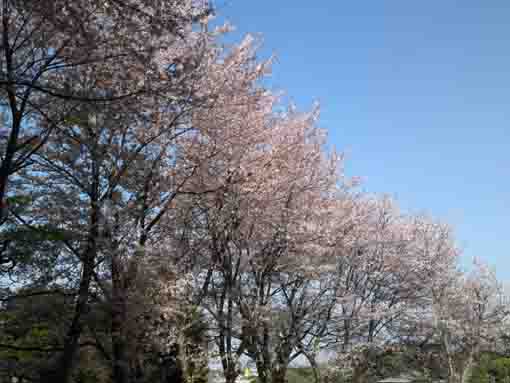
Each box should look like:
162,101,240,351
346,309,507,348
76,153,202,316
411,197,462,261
215,1,510,280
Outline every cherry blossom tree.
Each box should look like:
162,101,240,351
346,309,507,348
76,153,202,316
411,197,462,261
0,2,280,381
180,100,350,383
432,259,509,383
1,3,506,383
324,198,461,383
0,0,212,223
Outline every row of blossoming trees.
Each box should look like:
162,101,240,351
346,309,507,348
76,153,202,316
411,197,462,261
0,1,507,383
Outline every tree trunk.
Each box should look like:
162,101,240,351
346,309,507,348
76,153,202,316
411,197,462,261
272,367,288,383
461,352,474,383
111,252,131,383
224,370,238,383
343,321,351,353
0,2,21,222
161,344,184,383
442,326,460,383
352,366,369,383
0,109,20,221
49,202,99,383
255,356,270,383
303,351,321,383
352,351,369,383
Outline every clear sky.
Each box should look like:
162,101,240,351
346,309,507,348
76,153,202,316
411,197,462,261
215,1,510,280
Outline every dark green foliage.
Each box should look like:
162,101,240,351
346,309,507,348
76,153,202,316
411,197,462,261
375,346,446,381
471,354,510,383
337,345,448,383
0,288,74,381
287,367,317,383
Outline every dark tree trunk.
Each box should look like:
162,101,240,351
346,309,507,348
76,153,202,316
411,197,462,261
272,367,288,383
111,252,131,383
255,357,270,383
162,345,184,383
53,253,95,382
47,203,99,383
0,1,21,223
